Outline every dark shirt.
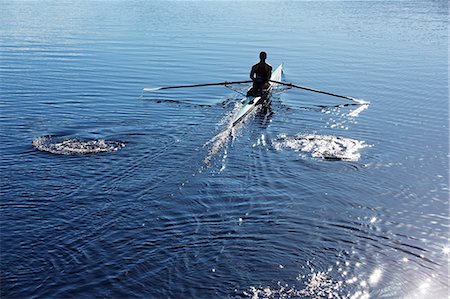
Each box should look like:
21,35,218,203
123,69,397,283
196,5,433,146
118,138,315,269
250,62,272,83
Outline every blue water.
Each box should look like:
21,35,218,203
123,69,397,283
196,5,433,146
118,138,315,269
1,1,448,298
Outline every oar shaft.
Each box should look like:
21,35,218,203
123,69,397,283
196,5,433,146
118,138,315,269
270,80,367,104
144,80,252,91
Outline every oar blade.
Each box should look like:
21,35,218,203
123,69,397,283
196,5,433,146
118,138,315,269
348,97,370,105
143,87,162,91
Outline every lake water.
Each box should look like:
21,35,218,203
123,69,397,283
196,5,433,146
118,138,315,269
1,1,448,298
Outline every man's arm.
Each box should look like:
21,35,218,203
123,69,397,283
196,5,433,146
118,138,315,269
249,65,256,80
267,65,273,81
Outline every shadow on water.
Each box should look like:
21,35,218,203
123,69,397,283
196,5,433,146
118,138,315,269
139,96,214,108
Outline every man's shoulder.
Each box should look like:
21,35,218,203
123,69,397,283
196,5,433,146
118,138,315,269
253,62,272,68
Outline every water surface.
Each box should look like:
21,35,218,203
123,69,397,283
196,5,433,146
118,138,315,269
1,1,448,298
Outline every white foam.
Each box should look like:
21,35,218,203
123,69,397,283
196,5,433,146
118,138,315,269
245,271,343,299
272,134,370,161
32,136,125,155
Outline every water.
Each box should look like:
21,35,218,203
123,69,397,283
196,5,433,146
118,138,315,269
1,1,448,298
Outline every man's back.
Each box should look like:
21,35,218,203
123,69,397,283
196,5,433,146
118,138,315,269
251,62,272,83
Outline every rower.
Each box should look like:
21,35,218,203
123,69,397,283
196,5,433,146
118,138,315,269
247,51,273,97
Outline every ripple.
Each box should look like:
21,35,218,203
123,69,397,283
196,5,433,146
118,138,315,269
32,135,125,155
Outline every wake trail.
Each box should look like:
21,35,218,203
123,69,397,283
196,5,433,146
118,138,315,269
202,100,255,169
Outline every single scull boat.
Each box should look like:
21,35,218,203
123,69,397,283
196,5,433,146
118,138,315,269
231,64,283,126
143,63,368,123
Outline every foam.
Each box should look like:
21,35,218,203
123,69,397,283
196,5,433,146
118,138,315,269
32,136,125,155
272,134,370,161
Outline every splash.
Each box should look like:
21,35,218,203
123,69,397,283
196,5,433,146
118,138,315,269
298,271,345,298
243,263,380,299
32,136,125,155
272,134,369,161
322,103,369,130
203,127,233,166
244,271,345,299
203,101,249,168
245,284,297,299
348,104,369,118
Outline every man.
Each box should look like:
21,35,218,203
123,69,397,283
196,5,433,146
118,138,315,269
247,51,273,97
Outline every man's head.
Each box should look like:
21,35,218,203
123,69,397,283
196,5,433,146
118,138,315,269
259,51,267,61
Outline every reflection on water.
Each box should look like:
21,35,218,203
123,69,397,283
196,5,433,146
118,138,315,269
245,252,448,298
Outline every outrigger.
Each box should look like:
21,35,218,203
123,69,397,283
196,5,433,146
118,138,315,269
143,64,368,126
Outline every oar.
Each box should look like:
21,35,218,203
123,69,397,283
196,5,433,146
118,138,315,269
143,80,252,92
269,80,369,105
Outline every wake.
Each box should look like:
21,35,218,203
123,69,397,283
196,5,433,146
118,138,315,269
202,101,259,169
